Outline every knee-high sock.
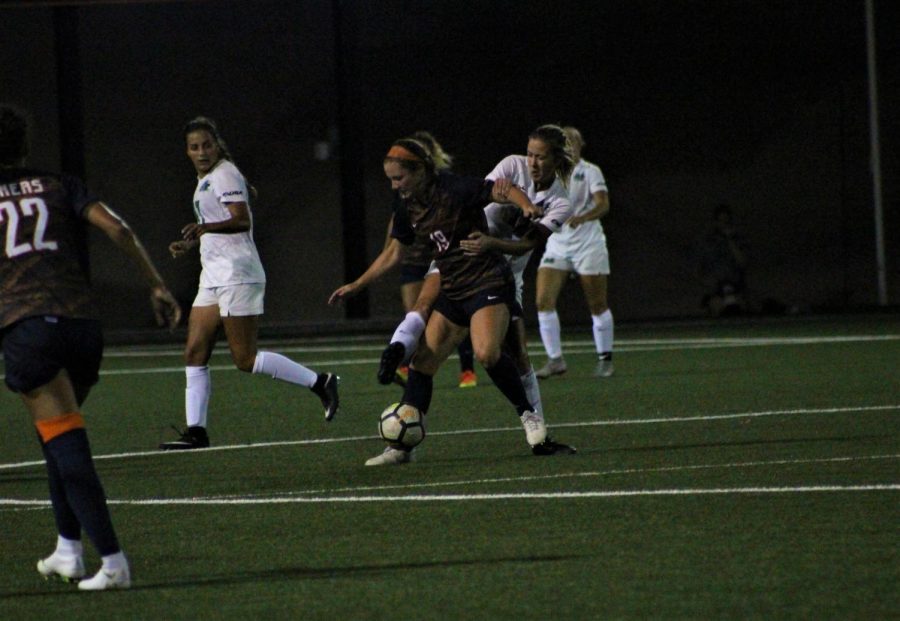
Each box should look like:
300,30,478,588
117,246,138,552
457,335,475,373
40,439,81,541
485,352,533,415
520,367,543,417
390,311,426,363
402,369,433,413
185,365,210,428
537,310,563,359
252,351,317,387
592,309,614,357
36,419,120,557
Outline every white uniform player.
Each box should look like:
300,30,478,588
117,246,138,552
485,154,572,304
535,126,614,379
161,117,339,450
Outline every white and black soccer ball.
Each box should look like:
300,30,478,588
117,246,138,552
379,402,425,449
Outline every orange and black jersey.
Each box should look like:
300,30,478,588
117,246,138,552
391,171,512,301
391,191,433,269
0,168,97,329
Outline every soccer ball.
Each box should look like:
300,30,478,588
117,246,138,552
379,402,425,449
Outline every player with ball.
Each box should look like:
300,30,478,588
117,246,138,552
366,136,544,465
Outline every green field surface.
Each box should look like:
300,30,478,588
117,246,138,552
2,315,898,619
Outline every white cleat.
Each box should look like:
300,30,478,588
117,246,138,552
37,552,85,582
365,446,412,466
78,565,131,591
593,359,614,378
520,410,547,446
535,357,567,379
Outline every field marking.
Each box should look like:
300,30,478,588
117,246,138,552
202,453,900,499
3,483,898,509
0,403,897,472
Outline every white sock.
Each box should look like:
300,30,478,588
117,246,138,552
55,535,82,557
520,367,543,417
252,351,317,387
101,551,128,572
592,309,614,357
390,311,426,363
185,366,210,428
537,310,562,359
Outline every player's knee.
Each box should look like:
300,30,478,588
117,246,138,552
232,352,256,372
474,344,501,368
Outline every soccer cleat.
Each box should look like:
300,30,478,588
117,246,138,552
78,565,131,591
458,369,478,388
593,358,614,378
520,410,547,446
535,357,567,379
159,425,209,450
532,437,577,456
37,552,85,582
365,446,413,466
314,373,341,421
378,342,406,385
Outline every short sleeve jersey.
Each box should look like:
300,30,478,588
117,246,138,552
483,155,573,278
391,171,511,300
552,158,608,245
0,168,97,328
485,155,572,237
193,160,265,287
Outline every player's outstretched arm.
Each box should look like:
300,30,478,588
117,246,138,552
328,238,404,305
84,201,182,330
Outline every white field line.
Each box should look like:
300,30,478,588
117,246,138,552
99,334,900,358
0,404,897,472
3,484,898,508
192,453,900,499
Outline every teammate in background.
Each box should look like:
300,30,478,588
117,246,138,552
389,131,477,388
0,105,182,590
534,126,614,379
362,136,545,465
160,116,339,450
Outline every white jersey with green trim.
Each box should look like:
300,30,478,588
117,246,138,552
192,159,265,287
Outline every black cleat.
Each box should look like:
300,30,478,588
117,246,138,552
531,437,577,456
159,425,210,450
378,342,406,385
313,372,340,421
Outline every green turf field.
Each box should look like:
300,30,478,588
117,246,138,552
1,315,898,619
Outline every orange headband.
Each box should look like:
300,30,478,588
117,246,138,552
386,145,422,162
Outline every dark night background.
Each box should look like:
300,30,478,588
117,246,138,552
1,0,897,335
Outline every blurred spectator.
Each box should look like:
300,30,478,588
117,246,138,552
696,204,748,317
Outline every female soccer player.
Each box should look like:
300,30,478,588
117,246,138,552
535,127,614,378
364,136,543,465
160,117,339,449
1,104,181,590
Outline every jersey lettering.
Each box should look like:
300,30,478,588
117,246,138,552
0,197,59,258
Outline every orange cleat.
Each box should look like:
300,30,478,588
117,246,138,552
458,369,477,388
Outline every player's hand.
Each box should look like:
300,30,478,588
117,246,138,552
521,200,541,220
181,223,206,241
493,178,513,201
460,231,494,255
150,286,182,331
169,240,192,258
567,215,585,229
328,282,360,305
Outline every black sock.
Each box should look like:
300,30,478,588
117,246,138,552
402,369,433,413
40,437,81,541
43,428,120,556
311,372,328,396
457,336,474,373
599,352,612,361
485,352,533,415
